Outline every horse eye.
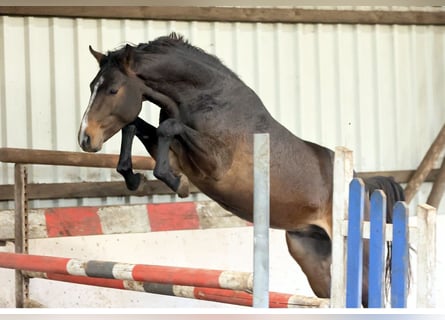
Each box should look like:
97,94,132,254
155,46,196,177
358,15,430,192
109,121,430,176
109,88,119,95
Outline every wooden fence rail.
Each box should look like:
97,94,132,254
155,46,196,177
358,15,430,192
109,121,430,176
0,148,155,169
0,147,441,202
1,7,445,26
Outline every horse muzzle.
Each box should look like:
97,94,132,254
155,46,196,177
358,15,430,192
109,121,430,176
78,133,99,152
78,127,103,153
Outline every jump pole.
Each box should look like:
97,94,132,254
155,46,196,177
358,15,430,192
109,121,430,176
0,252,253,291
23,271,329,308
253,133,270,308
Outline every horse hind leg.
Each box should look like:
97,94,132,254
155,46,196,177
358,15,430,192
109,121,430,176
285,225,332,299
286,225,372,307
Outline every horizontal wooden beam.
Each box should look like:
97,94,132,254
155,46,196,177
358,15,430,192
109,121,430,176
0,169,438,202
0,179,200,201
0,148,155,170
0,6,444,25
0,148,439,202
356,169,440,185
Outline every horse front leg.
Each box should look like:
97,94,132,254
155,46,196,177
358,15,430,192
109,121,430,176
133,117,158,156
141,88,189,197
117,121,142,191
154,118,190,198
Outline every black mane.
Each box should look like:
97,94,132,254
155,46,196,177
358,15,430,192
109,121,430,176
104,33,239,79
138,32,195,53
136,33,212,59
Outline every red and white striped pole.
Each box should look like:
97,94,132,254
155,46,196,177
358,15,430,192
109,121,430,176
0,252,252,291
23,271,329,308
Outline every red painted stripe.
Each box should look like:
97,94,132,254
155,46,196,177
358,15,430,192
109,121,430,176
132,264,227,288
268,292,293,308
193,287,293,307
193,286,253,306
46,273,126,290
147,202,200,232
0,252,70,274
45,207,103,237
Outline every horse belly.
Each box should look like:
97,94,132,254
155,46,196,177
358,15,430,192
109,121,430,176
177,122,333,233
189,163,255,223
189,164,331,232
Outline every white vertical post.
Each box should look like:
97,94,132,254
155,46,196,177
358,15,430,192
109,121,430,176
416,204,436,308
253,133,270,308
331,146,354,308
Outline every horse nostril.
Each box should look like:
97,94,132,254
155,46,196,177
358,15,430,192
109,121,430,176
81,134,91,150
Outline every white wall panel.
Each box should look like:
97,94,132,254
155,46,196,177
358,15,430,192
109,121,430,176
1,15,444,212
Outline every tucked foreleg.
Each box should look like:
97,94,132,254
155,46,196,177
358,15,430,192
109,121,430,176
154,118,190,197
117,122,142,191
155,117,235,193
116,117,158,191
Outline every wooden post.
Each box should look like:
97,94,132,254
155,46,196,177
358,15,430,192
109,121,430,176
426,155,445,208
331,147,354,308
416,204,436,308
14,164,29,308
404,124,445,203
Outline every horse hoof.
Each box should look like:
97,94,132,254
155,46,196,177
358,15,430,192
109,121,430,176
126,173,142,191
176,175,190,198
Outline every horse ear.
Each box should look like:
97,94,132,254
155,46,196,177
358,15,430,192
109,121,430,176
89,45,105,64
123,44,135,69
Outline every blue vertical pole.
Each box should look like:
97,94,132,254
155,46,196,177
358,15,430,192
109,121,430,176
368,190,387,308
346,178,365,307
253,133,270,308
391,201,409,308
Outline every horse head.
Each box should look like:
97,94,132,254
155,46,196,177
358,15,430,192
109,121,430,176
78,44,144,152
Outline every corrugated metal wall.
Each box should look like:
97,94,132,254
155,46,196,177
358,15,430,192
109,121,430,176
1,15,444,212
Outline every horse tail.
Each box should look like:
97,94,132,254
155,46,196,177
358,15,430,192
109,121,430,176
363,175,405,220
362,175,409,303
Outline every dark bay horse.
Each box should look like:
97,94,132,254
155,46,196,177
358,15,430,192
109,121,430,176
78,33,405,307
